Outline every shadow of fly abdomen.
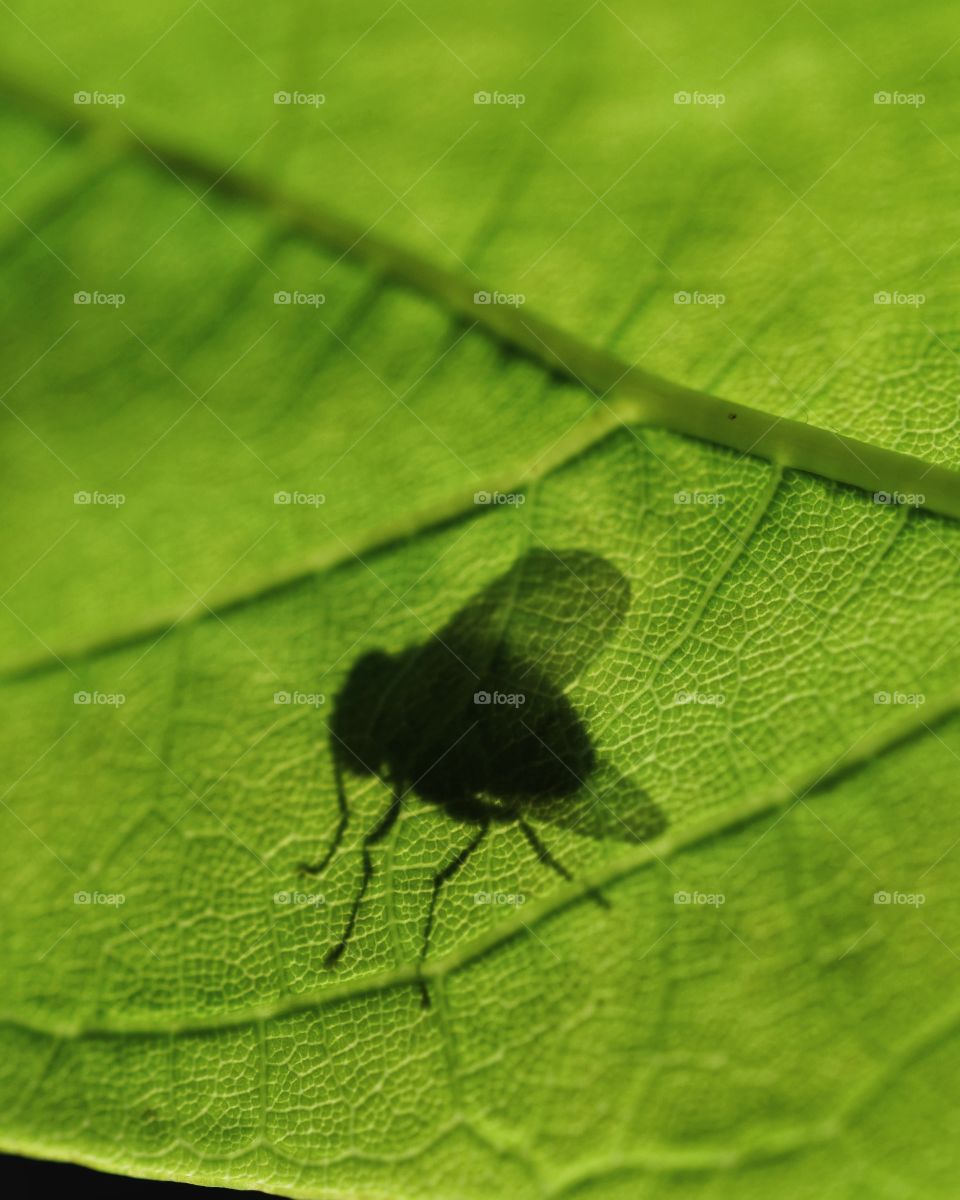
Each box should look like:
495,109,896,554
299,548,666,1003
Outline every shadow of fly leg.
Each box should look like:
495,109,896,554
299,752,350,876
518,817,610,909
417,816,490,1009
325,782,403,967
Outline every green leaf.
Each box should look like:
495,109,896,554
2,2,960,1197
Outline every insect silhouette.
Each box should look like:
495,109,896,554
299,548,665,1002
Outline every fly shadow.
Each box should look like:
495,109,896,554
299,548,666,1003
